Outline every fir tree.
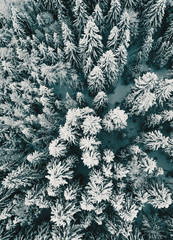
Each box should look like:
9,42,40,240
106,0,121,28
107,26,119,50
87,66,105,94
46,159,74,188
73,0,88,37
148,181,172,209
102,107,128,132
138,130,169,151
79,16,103,75
99,50,119,87
142,0,167,30
92,91,108,111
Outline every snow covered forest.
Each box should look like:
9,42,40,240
0,0,173,239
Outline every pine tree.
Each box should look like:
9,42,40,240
79,16,103,75
99,50,119,87
141,29,154,62
106,0,121,28
86,170,113,203
154,41,173,68
81,115,102,135
73,0,88,37
92,91,108,111
142,213,164,240
79,135,101,152
139,130,169,151
87,66,105,94
92,3,104,29
117,9,130,37
49,138,67,158
102,107,128,132
103,149,115,163
142,0,167,30
126,72,158,115
51,199,79,227
61,22,80,67
81,150,101,168
155,78,173,105
59,123,79,145
2,164,41,189
121,0,138,9
46,159,74,188
107,26,119,50
148,181,172,209
114,44,128,75
52,224,84,240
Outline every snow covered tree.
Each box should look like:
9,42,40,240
102,107,128,132
46,159,74,188
99,50,119,87
52,224,84,240
146,113,162,127
79,135,101,152
81,115,102,135
79,16,103,75
106,0,121,28
103,149,115,163
155,78,173,105
141,29,154,62
107,26,119,50
142,213,164,240
49,138,67,158
81,150,101,168
114,44,128,75
59,123,79,145
2,164,41,189
73,0,88,37
87,66,105,94
154,41,173,68
92,3,104,29
61,22,80,67
126,72,158,115
142,0,167,30
138,130,169,151
76,92,87,107
86,170,113,203
92,91,108,111
51,199,79,227
148,181,172,209
119,196,139,222
121,0,138,9
117,8,130,37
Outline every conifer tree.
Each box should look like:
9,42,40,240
141,29,154,62
92,91,108,111
61,21,80,67
106,0,121,28
79,16,103,75
87,66,105,94
73,0,88,37
107,26,119,50
99,50,119,87
148,181,172,209
102,107,128,132
138,130,169,151
142,0,167,30
114,44,128,75
92,3,104,29
126,72,158,115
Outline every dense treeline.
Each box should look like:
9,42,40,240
0,0,173,239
